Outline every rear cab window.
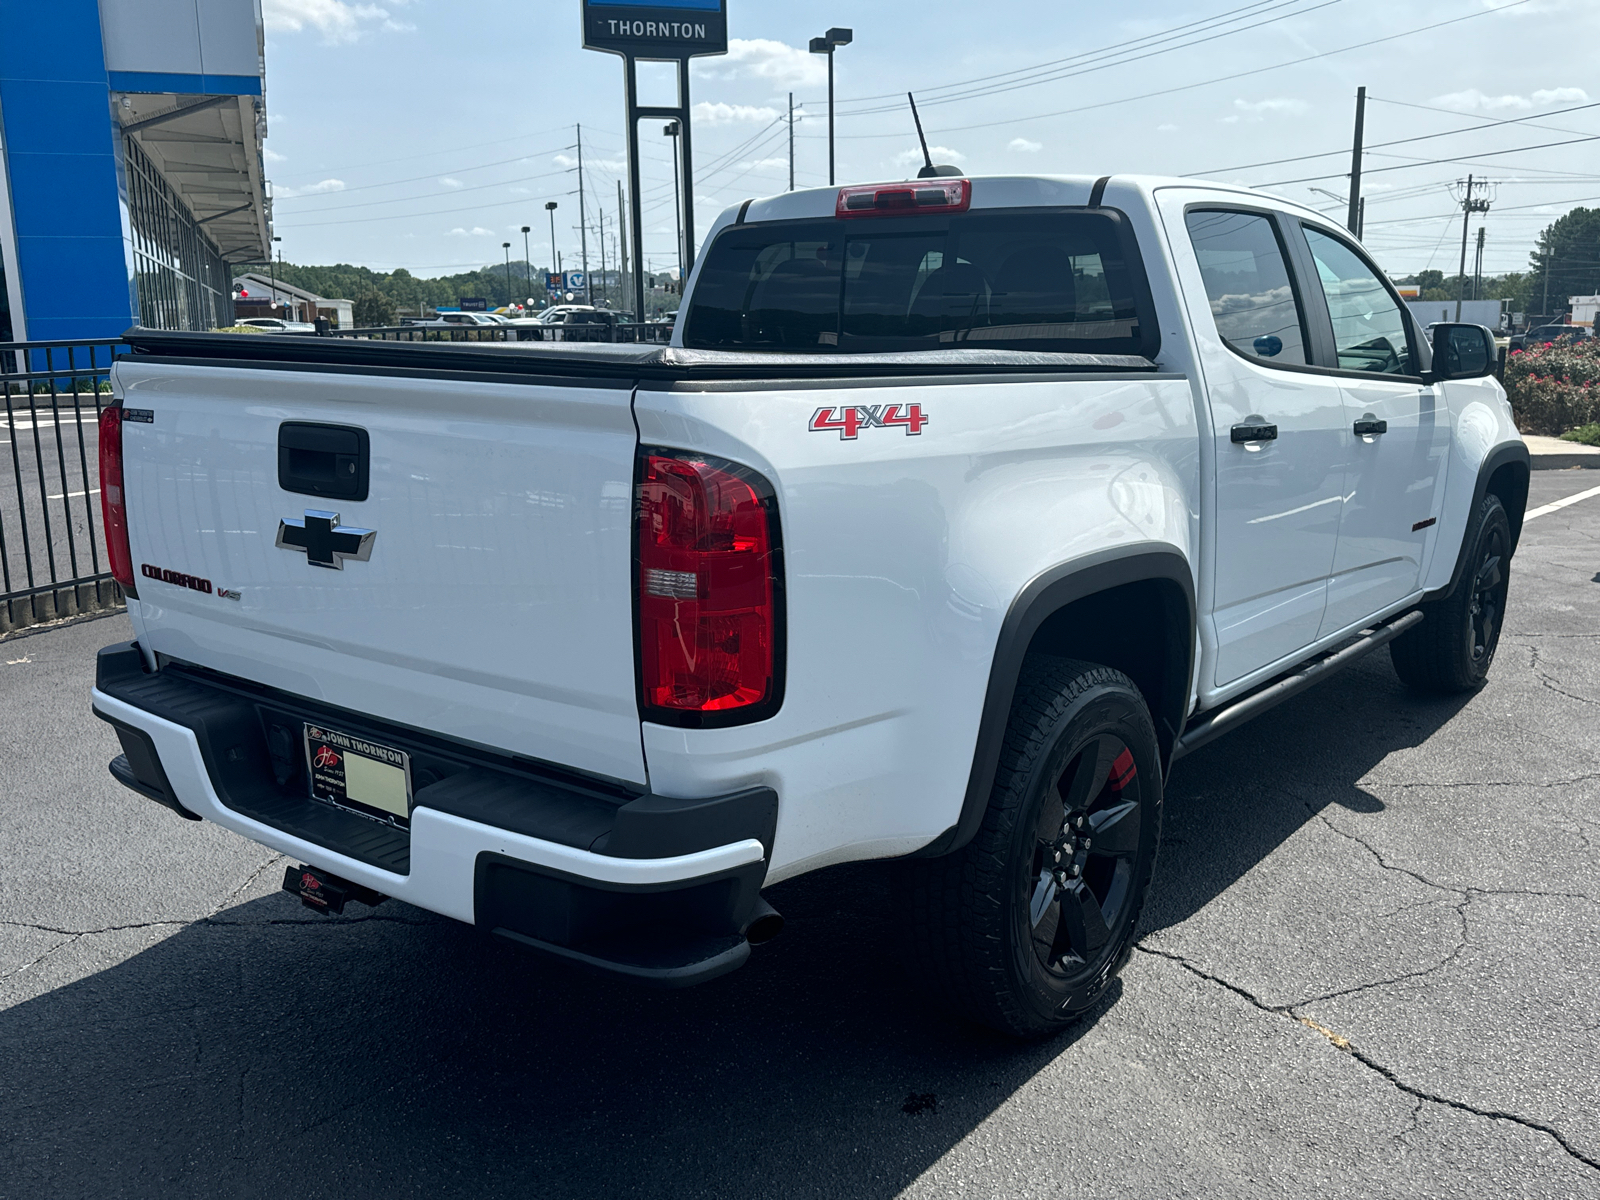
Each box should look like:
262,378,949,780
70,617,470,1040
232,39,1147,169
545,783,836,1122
1184,210,1310,366
683,207,1158,357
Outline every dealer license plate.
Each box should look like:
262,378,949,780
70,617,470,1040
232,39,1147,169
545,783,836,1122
304,723,412,825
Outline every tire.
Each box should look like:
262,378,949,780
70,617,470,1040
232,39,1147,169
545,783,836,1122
1390,493,1513,693
898,658,1163,1038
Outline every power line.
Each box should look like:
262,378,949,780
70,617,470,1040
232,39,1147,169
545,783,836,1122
1186,100,1600,178
813,0,1533,141
1256,132,1600,188
276,144,576,202
833,0,1349,118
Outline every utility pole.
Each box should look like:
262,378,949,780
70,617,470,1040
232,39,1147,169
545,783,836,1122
576,124,591,304
617,179,629,318
1358,196,1365,241
598,206,608,307
1347,86,1365,236
788,92,795,191
502,242,512,307
1453,176,1491,321
1473,226,1485,301
1542,246,1551,316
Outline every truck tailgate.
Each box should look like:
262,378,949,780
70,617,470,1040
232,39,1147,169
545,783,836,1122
116,360,646,786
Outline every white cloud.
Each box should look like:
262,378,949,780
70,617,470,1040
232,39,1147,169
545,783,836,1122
1533,86,1589,105
263,147,287,163
698,38,827,89
894,145,966,167
554,152,625,172
1008,137,1042,153
694,102,780,125
262,0,411,44
509,186,531,195
1157,123,1179,133
274,178,344,197
1431,88,1533,112
447,227,495,237
1221,97,1308,124
439,177,464,189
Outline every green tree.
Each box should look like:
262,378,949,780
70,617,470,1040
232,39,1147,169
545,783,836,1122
353,289,396,328
1529,207,1600,315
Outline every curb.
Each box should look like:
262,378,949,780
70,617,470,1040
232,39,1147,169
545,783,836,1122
1523,435,1600,471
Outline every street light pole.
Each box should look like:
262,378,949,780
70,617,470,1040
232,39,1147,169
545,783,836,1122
809,27,852,186
269,235,282,317
545,200,558,303
521,225,532,308
502,242,512,309
665,121,684,290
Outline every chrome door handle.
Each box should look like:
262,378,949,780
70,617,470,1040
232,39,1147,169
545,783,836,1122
1230,422,1278,444
1353,418,1388,435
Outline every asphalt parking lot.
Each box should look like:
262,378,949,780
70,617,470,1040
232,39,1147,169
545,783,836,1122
2,470,1597,1198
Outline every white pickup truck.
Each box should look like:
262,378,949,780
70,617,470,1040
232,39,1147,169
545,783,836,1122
91,175,1527,1036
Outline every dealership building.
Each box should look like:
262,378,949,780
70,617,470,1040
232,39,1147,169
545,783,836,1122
0,0,271,343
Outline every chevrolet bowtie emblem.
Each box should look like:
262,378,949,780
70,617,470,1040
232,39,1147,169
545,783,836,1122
276,510,375,570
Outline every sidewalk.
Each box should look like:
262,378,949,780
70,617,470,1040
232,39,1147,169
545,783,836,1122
1524,433,1600,470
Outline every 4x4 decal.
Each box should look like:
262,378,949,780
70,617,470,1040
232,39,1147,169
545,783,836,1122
809,403,929,440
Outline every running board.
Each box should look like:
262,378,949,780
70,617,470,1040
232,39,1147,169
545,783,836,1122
1172,609,1425,762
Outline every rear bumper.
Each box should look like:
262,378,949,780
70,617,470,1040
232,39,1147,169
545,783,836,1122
91,642,776,985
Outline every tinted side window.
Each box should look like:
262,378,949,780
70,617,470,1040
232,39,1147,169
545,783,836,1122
1184,210,1309,366
1300,227,1414,376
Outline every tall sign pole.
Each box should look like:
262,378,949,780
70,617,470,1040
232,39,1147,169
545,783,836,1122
581,0,728,325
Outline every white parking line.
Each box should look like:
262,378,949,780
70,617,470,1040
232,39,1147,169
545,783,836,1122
1524,481,1600,522
46,488,100,500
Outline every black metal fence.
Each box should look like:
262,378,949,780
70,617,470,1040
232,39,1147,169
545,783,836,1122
328,321,673,344
0,339,126,634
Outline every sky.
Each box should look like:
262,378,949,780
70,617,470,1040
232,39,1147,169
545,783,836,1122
259,0,1600,283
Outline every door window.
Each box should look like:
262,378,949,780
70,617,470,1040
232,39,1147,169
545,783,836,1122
1300,227,1415,376
1185,210,1309,366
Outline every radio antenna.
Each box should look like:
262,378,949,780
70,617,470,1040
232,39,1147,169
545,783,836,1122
908,92,936,178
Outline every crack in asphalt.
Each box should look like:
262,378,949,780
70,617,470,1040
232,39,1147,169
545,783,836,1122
1362,773,1600,790
1135,945,1600,1174
1311,811,1596,905
1528,645,1599,706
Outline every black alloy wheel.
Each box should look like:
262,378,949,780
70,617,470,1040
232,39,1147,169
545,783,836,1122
1467,518,1509,669
1390,492,1514,693
899,659,1162,1037
1020,733,1145,984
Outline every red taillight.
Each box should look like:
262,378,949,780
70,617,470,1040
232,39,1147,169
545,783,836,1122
836,178,970,218
98,406,137,593
637,451,781,723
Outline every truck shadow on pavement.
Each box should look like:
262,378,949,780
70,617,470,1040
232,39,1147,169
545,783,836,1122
0,656,1470,1197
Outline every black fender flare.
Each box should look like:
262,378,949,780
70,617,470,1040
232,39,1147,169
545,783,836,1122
1430,439,1530,601
920,545,1196,858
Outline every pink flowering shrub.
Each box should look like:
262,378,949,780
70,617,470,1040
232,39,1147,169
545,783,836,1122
1504,335,1600,435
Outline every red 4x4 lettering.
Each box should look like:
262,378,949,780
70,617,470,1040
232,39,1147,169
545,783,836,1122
809,404,929,440
879,403,929,434
809,406,861,439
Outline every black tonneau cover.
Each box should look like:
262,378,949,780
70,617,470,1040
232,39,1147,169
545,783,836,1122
124,328,1157,382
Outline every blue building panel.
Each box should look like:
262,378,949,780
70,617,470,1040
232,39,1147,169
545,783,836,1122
1,0,264,343
107,71,262,96
0,0,133,340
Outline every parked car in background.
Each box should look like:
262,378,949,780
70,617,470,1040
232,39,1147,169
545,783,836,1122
414,311,503,329
235,317,317,334
1510,324,1591,352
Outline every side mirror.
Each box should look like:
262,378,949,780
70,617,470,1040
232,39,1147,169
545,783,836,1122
1430,323,1497,381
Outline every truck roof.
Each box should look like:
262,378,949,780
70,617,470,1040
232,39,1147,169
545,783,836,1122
732,172,1329,232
